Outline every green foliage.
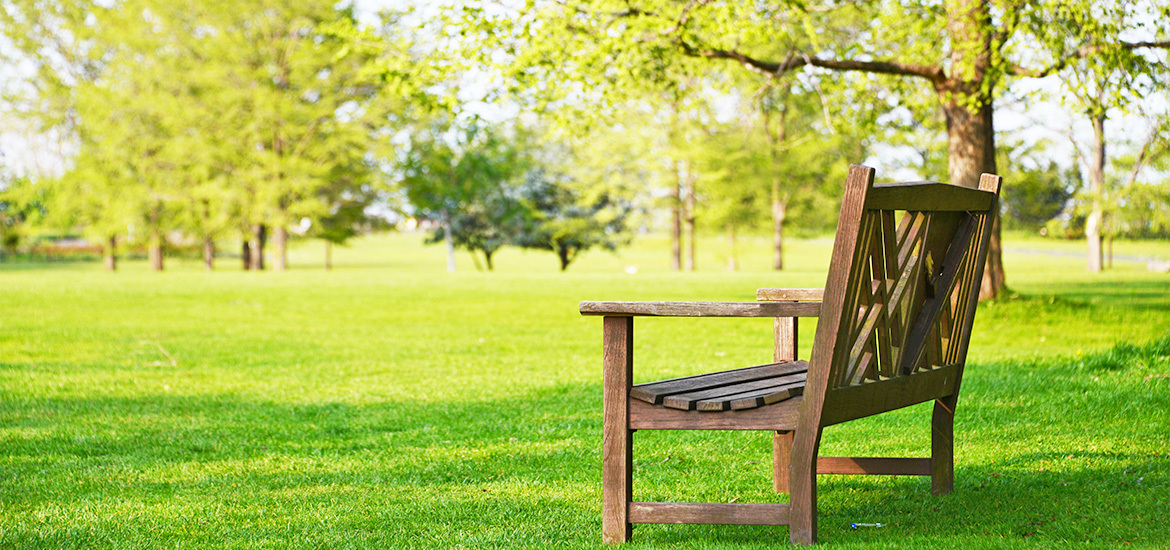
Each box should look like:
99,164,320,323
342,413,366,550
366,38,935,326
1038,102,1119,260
0,0,429,261
512,168,634,271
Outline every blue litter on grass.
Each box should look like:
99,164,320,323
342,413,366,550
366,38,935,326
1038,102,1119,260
850,522,885,529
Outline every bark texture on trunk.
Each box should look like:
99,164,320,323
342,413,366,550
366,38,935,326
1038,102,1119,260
273,226,288,271
1085,114,1105,273
250,224,266,270
103,235,116,271
203,237,215,270
148,230,164,272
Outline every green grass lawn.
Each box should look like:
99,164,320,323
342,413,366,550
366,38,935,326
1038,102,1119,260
2,232,1168,549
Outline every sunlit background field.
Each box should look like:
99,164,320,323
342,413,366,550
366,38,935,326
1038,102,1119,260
2,233,1169,549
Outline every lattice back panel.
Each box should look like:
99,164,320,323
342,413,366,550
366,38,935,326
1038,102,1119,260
824,207,992,389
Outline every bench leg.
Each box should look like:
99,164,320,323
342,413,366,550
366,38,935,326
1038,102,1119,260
788,428,821,545
773,430,793,493
931,397,955,495
602,317,633,543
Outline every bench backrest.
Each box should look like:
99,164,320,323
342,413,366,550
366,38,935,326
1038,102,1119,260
803,165,1001,426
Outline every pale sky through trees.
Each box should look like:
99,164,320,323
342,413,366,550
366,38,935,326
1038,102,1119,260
1,0,1165,185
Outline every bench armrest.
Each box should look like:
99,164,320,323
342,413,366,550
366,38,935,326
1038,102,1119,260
580,301,821,318
756,288,824,301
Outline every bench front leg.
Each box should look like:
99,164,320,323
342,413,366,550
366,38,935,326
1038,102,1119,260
602,316,634,543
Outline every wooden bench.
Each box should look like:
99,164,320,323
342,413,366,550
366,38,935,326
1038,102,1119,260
580,165,1002,545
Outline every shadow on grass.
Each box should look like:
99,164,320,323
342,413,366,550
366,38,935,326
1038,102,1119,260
2,363,1168,548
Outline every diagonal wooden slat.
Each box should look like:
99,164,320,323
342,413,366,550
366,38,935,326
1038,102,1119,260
898,214,978,375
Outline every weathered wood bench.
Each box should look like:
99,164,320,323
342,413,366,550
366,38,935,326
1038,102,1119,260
580,165,1001,545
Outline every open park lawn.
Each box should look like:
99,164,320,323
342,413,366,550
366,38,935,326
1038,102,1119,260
2,233,1168,549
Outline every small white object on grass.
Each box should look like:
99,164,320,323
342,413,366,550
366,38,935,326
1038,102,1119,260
624,266,638,274
850,522,884,529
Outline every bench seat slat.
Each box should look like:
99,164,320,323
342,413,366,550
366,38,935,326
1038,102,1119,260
663,373,807,410
630,361,807,405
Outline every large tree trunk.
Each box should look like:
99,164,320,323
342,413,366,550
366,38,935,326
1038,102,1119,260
273,226,288,271
250,224,266,270
242,240,252,270
324,240,332,271
684,172,696,271
943,0,1004,300
203,236,215,271
1085,113,1105,273
484,250,495,271
148,229,164,272
103,235,116,271
671,163,682,271
943,97,1004,299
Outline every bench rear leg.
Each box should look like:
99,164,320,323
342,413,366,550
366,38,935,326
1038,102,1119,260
931,397,955,495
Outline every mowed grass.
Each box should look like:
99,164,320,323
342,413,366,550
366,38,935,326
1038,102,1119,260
1,232,1168,549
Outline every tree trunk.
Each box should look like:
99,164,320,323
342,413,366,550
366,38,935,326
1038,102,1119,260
442,211,455,273
773,200,787,271
671,164,682,271
148,229,164,271
1085,113,1105,273
943,0,1004,300
273,226,288,271
242,240,252,270
726,225,738,271
684,173,696,271
484,250,494,271
203,236,215,271
764,83,790,271
470,251,484,272
103,235,117,271
941,93,1003,299
557,246,572,271
250,224,266,270
324,240,332,271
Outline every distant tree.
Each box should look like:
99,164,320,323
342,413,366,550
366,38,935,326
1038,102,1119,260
512,168,633,271
399,121,529,272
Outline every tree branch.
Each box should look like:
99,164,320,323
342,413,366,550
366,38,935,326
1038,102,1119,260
676,40,945,82
1010,41,1170,78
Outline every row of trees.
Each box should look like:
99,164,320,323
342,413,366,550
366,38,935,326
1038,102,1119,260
1,0,1167,279
1,0,428,270
460,0,1170,293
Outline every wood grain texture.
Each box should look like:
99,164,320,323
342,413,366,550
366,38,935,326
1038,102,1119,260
774,316,798,362
628,396,800,431
816,457,931,475
601,317,633,544
756,288,825,301
630,361,807,406
820,363,961,426
865,181,996,211
580,301,820,318
791,164,877,545
773,431,793,493
629,502,790,526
